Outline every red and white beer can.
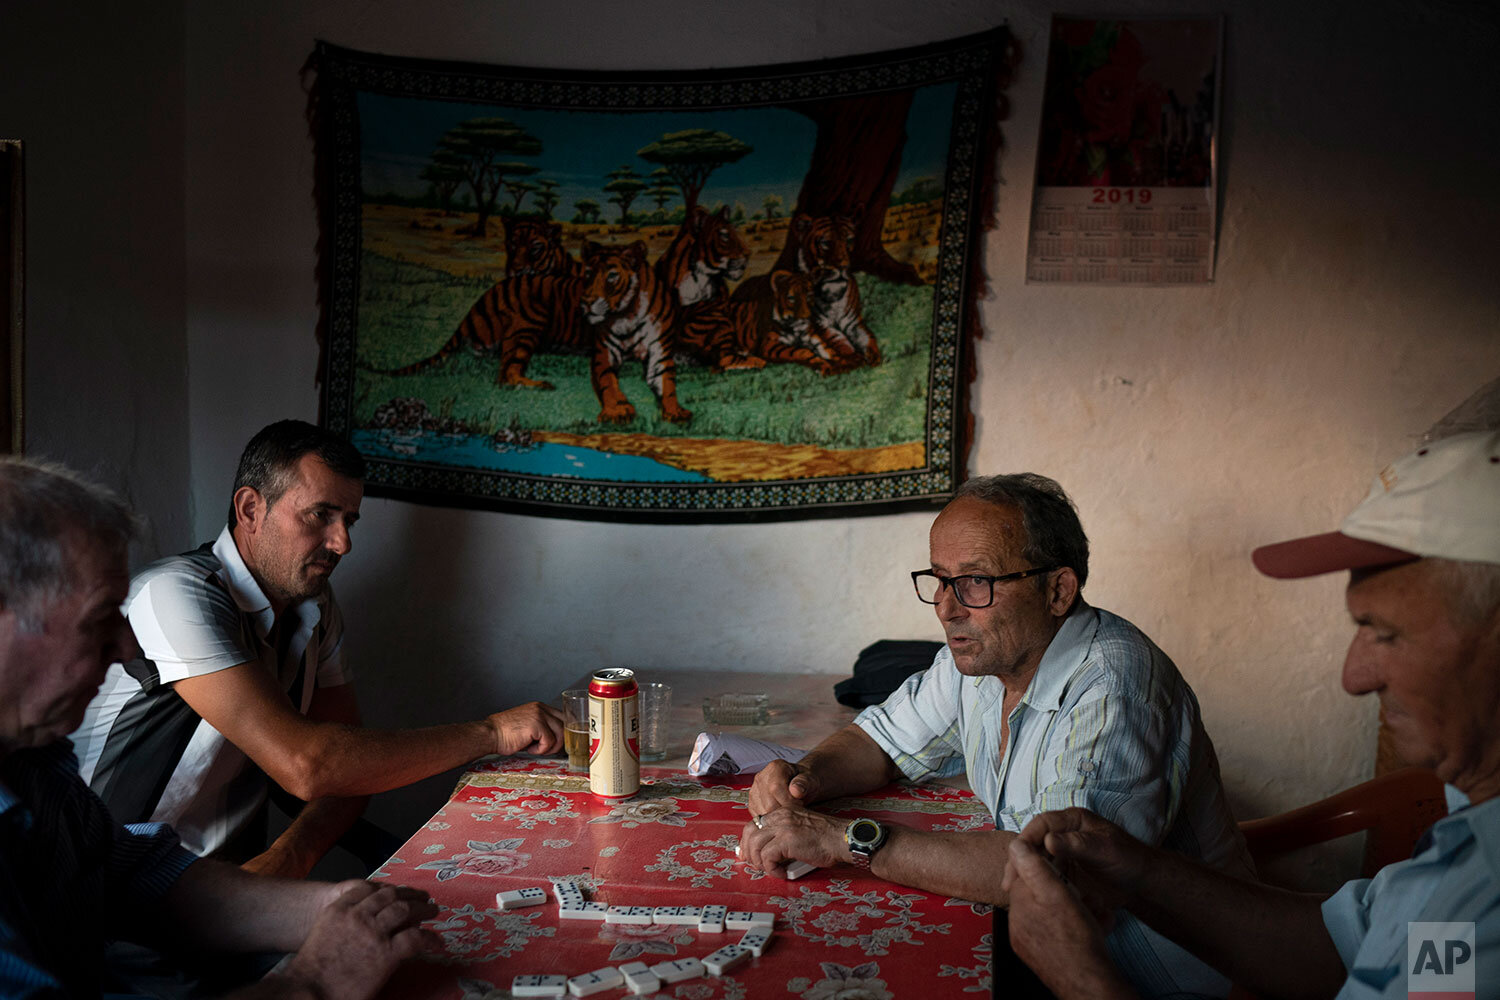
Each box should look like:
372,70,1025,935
588,667,639,801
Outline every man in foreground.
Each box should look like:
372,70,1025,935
0,457,437,998
1003,428,1500,999
739,473,1250,997
69,420,564,877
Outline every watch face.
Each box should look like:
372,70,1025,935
850,819,881,847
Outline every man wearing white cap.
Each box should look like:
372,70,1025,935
996,429,1500,999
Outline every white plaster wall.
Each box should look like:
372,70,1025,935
172,0,1498,888
1,1,191,555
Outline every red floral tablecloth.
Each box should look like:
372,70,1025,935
373,758,994,1000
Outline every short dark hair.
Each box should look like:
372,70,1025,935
0,458,137,630
227,420,366,530
951,473,1090,590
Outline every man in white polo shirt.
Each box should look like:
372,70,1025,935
70,420,564,877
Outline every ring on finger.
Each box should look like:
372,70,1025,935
752,814,764,830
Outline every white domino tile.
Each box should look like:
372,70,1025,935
605,905,655,925
725,910,774,930
617,962,660,995
650,957,704,984
551,879,588,905
567,967,624,997
652,905,702,925
786,860,817,880
738,928,772,957
511,974,567,998
703,944,752,976
697,903,728,933
496,887,549,910
558,902,609,920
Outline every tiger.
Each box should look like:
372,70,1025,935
782,212,881,369
376,243,587,389
690,269,838,375
581,241,690,424
654,205,748,309
503,217,569,278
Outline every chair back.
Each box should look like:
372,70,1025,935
1238,767,1446,878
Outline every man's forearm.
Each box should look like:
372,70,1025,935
159,859,335,953
797,725,903,802
279,719,496,800
244,795,370,879
1128,851,1346,1000
867,826,1014,904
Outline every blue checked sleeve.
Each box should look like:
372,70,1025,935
854,660,967,783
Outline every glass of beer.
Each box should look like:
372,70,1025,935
562,688,590,771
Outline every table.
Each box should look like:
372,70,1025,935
371,757,995,999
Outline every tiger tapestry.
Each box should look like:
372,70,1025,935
309,29,1013,521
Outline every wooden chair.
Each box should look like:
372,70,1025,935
1238,766,1447,878
1227,767,1446,1000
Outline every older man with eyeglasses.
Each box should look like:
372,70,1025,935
740,473,1252,999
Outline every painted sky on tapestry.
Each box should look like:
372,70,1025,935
311,29,1008,521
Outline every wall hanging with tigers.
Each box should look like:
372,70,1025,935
308,28,1013,522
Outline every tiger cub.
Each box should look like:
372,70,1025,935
689,270,837,375
782,212,881,369
377,220,587,388
581,241,690,425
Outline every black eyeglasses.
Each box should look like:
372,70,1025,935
910,567,1057,608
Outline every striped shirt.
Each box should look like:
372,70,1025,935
856,601,1253,999
0,742,197,997
1323,785,1500,997
69,527,351,857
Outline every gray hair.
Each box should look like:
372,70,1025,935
1429,558,1500,626
227,419,366,530
0,458,137,630
951,473,1090,590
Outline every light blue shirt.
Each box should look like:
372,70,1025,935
856,601,1252,999
1323,786,1500,998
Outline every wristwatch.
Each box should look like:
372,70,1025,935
844,817,889,870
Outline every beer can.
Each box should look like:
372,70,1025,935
588,668,639,801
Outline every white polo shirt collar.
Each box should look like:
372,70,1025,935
210,525,324,641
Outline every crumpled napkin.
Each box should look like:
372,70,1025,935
688,732,808,776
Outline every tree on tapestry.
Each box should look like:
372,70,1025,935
420,147,467,215
534,179,561,220
645,168,678,222
603,165,647,223
437,117,543,236
505,178,539,213
573,198,602,224
637,129,752,216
